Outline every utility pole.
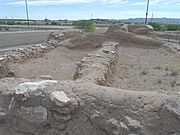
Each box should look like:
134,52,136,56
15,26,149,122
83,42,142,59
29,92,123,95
91,13,93,20
145,0,150,25
45,14,47,20
151,13,153,23
25,0,30,27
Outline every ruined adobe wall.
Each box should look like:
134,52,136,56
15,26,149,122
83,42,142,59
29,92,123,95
59,33,105,49
127,24,150,33
105,27,163,48
74,41,118,86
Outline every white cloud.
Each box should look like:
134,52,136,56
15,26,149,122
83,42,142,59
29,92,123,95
130,2,145,6
7,0,129,5
150,0,180,5
7,0,94,5
6,0,180,6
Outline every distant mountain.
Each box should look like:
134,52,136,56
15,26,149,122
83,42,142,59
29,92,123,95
119,18,180,24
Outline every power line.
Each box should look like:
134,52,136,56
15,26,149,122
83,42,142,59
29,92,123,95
25,0,30,27
145,0,150,25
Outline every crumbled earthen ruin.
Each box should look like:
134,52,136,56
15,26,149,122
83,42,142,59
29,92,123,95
0,25,180,135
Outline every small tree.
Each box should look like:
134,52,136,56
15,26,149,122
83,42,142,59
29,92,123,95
160,25,167,31
73,20,96,32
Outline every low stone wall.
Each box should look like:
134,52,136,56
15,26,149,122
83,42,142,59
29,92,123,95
0,43,57,79
0,78,180,135
0,78,79,135
1,43,54,63
74,41,119,86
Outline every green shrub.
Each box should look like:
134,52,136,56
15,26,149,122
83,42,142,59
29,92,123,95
51,21,58,25
141,70,148,75
165,24,180,31
7,21,15,25
160,25,167,31
170,80,176,88
170,69,178,76
149,22,161,31
73,20,96,32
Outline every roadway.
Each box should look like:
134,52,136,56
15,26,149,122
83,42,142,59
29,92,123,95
0,30,56,49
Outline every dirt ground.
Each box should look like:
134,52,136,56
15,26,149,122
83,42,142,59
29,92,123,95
9,46,94,80
112,43,180,92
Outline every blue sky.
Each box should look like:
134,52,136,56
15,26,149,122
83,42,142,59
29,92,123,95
0,0,180,20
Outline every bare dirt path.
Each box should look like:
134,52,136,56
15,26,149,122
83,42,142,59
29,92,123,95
10,46,94,80
112,44,180,92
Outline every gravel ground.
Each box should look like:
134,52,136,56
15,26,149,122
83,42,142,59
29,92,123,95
112,43,180,92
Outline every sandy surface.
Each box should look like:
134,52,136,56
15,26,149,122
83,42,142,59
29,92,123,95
112,43,180,92
10,46,94,80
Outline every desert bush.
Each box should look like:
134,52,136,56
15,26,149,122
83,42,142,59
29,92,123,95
170,69,178,76
73,20,96,32
170,80,176,88
141,70,148,75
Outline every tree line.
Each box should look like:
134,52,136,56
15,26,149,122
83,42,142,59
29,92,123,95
149,22,180,31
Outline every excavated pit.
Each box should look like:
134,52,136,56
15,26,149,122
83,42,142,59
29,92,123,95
111,42,180,91
9,46,95,80
2,31,104,81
